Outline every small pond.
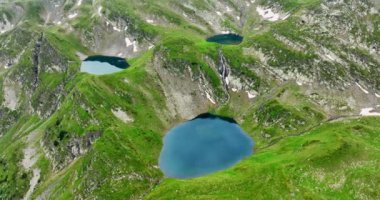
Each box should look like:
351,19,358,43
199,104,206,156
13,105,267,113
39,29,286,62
206,33,243,45
80,55,129,75
159,113,254,179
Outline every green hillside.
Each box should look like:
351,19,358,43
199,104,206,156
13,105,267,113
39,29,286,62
0,0,379,199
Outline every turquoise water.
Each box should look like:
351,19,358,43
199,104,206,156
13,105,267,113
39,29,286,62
206,34,243,45
159,114,254,179
80,55,129,75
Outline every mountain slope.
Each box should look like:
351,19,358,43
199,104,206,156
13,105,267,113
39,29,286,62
0,0,379,199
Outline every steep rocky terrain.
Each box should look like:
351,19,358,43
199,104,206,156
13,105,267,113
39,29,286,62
0,0,379,199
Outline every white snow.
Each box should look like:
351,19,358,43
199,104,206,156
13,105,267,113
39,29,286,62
236,16,240,20
113,26,121,32
226,7,232,12
148,45,154,49
77,0,83,6
282,13,291,20
125,38,133,47
68,13,78,19
296,81,303,86
125,37,138,51
246,91,256,99
98,6,103,16
355,82,369,94
232,88,238,92
256,7,289,22
146,19,154,24
375,93,380,98
360,108,380,116
216,11,222,16
206,92,216,104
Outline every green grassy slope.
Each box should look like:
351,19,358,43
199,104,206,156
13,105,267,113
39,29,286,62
147,117,380,199
0,0,380,199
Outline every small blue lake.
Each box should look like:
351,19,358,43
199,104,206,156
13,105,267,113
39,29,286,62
159,113,254,179
80,55,129,75
206,34,243,45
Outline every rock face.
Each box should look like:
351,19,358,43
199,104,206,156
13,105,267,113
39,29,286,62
151,54,218,120
43,131,102,170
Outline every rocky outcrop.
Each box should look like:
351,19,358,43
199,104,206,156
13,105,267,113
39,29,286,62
43,131,102,170
218,50,231,90
32,34,43,88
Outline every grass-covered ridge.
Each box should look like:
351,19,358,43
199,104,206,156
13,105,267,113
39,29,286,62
147,117,380,199
1,0,380,199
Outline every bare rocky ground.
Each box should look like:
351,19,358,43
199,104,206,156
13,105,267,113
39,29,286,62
22,130,41,200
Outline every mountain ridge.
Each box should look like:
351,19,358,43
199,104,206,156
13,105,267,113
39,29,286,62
0,0,379,199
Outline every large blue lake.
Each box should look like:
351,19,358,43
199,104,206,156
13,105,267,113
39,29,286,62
159,114,254,179
80,55,129,75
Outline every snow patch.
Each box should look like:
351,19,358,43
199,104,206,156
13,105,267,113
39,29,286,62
360,108,380,116
125,38,133,47
68,13,78,19
146,19,154,24
256,7,289,21
355,82,369,94
246,91,257,99
216,11,222,16
375,93,380,98
206,92,216,104
232,88,238,92
98,6,103,16
77,0,83,6
113,26,121,32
